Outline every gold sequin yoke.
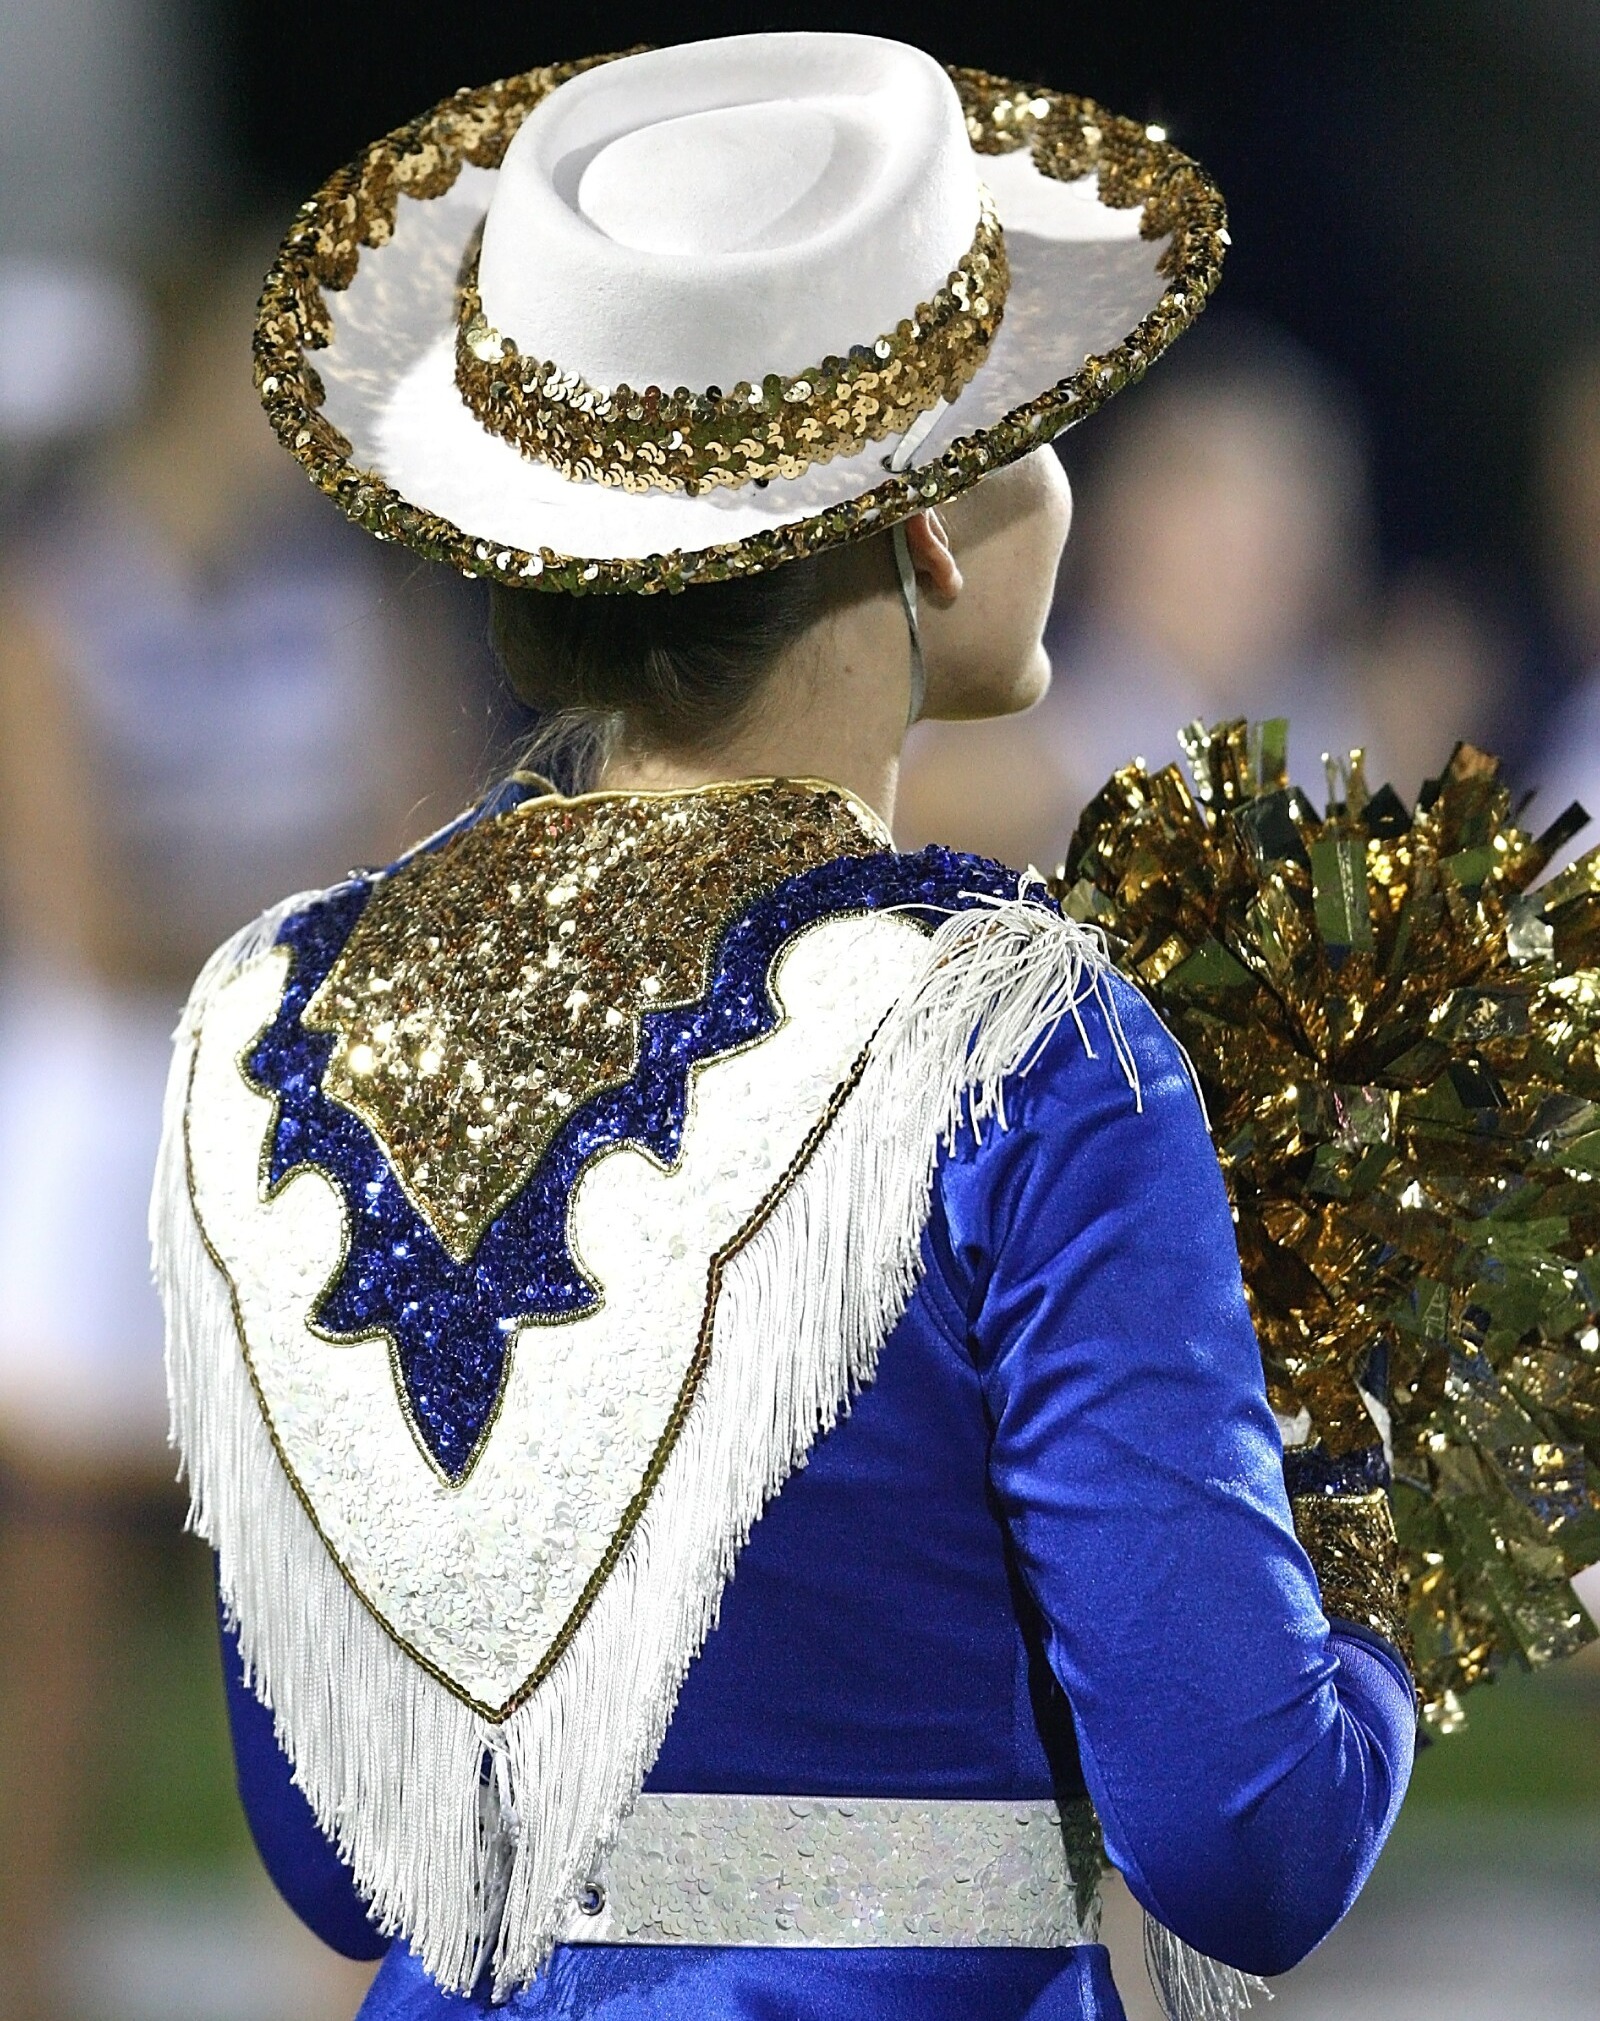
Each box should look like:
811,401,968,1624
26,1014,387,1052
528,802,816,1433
190,779,895,1715
304,779,885,1262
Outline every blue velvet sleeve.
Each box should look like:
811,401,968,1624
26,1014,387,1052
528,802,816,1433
934,975,1415,1977
219,1600,391,1961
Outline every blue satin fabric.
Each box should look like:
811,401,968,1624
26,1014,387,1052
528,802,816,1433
358,1943,1127,2019
221,973,1415,2017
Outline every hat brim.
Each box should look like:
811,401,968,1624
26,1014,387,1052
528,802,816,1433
256,57,1227,594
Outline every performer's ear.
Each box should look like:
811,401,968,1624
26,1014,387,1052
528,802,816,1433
902,510,963,604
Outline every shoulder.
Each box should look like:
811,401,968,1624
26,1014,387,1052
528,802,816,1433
179,880,366,1040
177,778,511,1045
924,908,1222,1259
1032,965,1200,1120
906,875,1200,1142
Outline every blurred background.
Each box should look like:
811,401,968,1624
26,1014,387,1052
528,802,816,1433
1,3,1597,2018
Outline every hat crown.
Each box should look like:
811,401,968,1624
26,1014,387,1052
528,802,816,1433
575,102,863,257
477,33,980,393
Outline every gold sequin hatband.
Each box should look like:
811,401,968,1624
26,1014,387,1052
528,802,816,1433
453,196,1008,496
253,57,1228,595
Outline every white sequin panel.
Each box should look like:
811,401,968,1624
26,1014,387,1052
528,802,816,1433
187,911,928,1710
556,1794,1100,1947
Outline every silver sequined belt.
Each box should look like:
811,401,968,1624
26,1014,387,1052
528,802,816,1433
554,1794,1104,1948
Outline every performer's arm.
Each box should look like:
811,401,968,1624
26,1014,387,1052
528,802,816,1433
936,974,1415,1978
218,1600,390,1960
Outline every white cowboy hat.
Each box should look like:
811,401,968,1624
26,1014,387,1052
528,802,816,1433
256,32,1227,595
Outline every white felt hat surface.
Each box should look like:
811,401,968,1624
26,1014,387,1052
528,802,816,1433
256,33,1227,593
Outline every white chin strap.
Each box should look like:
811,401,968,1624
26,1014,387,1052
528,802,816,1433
888,402,947,727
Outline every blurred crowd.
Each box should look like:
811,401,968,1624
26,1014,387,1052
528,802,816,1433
3,5,1600,2021
0,234,516,2021
897,316,1600,868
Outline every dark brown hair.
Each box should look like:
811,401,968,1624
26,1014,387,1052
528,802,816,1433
489,545,855,785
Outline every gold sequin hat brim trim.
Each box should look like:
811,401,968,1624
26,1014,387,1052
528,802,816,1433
254,54,1228,595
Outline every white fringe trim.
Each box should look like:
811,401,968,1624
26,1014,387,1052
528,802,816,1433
156,886,1228,1999
1145,1910,1272,2021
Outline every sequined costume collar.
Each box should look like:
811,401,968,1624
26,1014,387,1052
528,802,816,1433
240,776,1009,1480
300,777,889,1260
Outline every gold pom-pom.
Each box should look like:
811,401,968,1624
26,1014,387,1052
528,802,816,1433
1056,720,1600,1730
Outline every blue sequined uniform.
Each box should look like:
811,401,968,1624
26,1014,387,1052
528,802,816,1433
224,958,1414,2019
